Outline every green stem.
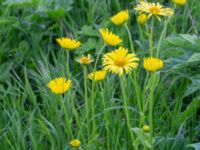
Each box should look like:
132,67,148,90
149,73,157,150
125,23,135,53
142,72,150,121
149,18,154,56
120,76,136,149
156,18,170,57
83,66,89,137
59,95,73,138
66,51,71,77
130,71,144,126
100,83,110,150
93,44,106,72
90,44,106,138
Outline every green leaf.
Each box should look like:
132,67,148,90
177,96,200,124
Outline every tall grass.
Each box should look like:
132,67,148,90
0,0,200,149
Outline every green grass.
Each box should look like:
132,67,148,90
0,0,200,149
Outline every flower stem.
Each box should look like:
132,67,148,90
90,44,106,138
66,51,71,77
100,82,111,150
59,95,73,138
93,44,106,72
120,76,136,148
83,66,89,137
149,73,157,150
156,18,170,57
149,18,154,56
125,23,135,53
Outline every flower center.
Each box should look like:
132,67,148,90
149,6,160,14
115,58,126,67
81,57,90,64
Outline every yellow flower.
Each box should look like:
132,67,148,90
173,0,186,6
102,47,139,76
137,14,148,24
111,10,129,25
99,28,122,46
47,77,72,94
135,1,174,20
70,139,81,148
88,70,106,82
143,57,164,72
142,125,150,133
76,54,94,65
56,37,81,50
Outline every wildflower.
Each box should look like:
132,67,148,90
111,10,129,25
88,70,106,82
142,125,150,133
70,139,81,148
143,57,164,72
102,47,139,76
173,0,186,6
99,28,122,46
137,14,148,24
47,77,72,94
56,37,81,50
76,54,94,65
135,1,174,20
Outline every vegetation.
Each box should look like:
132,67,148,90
0,0,199,149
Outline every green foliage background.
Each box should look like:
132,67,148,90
0,0,199,149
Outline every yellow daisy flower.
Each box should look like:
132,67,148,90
76,54,94,65
143,57,164,72
173,0,186,6
111,10,129,25
99,28,122,46
47,77,72,94
88,70,106,82
135,1,174,20
137,13,148,24
70,139,81,148
102,47,139,76
56,37,81,50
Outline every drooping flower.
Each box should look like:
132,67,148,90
76,54,94,65
99,28,122,46
102,47,139,76
47,77,72,94
173,0,186,6
143,57,164,72
70,139,81,148
142,125,150,133
56,37,81,50
135,1,174,20
137,13,148,24
88,70,106,82
111,10,129,25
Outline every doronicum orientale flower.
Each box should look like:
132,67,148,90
70,139,81,148
56,37,81,50
137,14,148,24
142,125,150,133
173,0,186,6
76,54,94,65
135,1,174,20
143,57,164,72
88,70,106,82
47,77,72,94
102,47,139,76
111,10,129,25
99,28,122,46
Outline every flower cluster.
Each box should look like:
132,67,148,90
45,1,181,147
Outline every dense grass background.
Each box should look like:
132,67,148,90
0,0,200,149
